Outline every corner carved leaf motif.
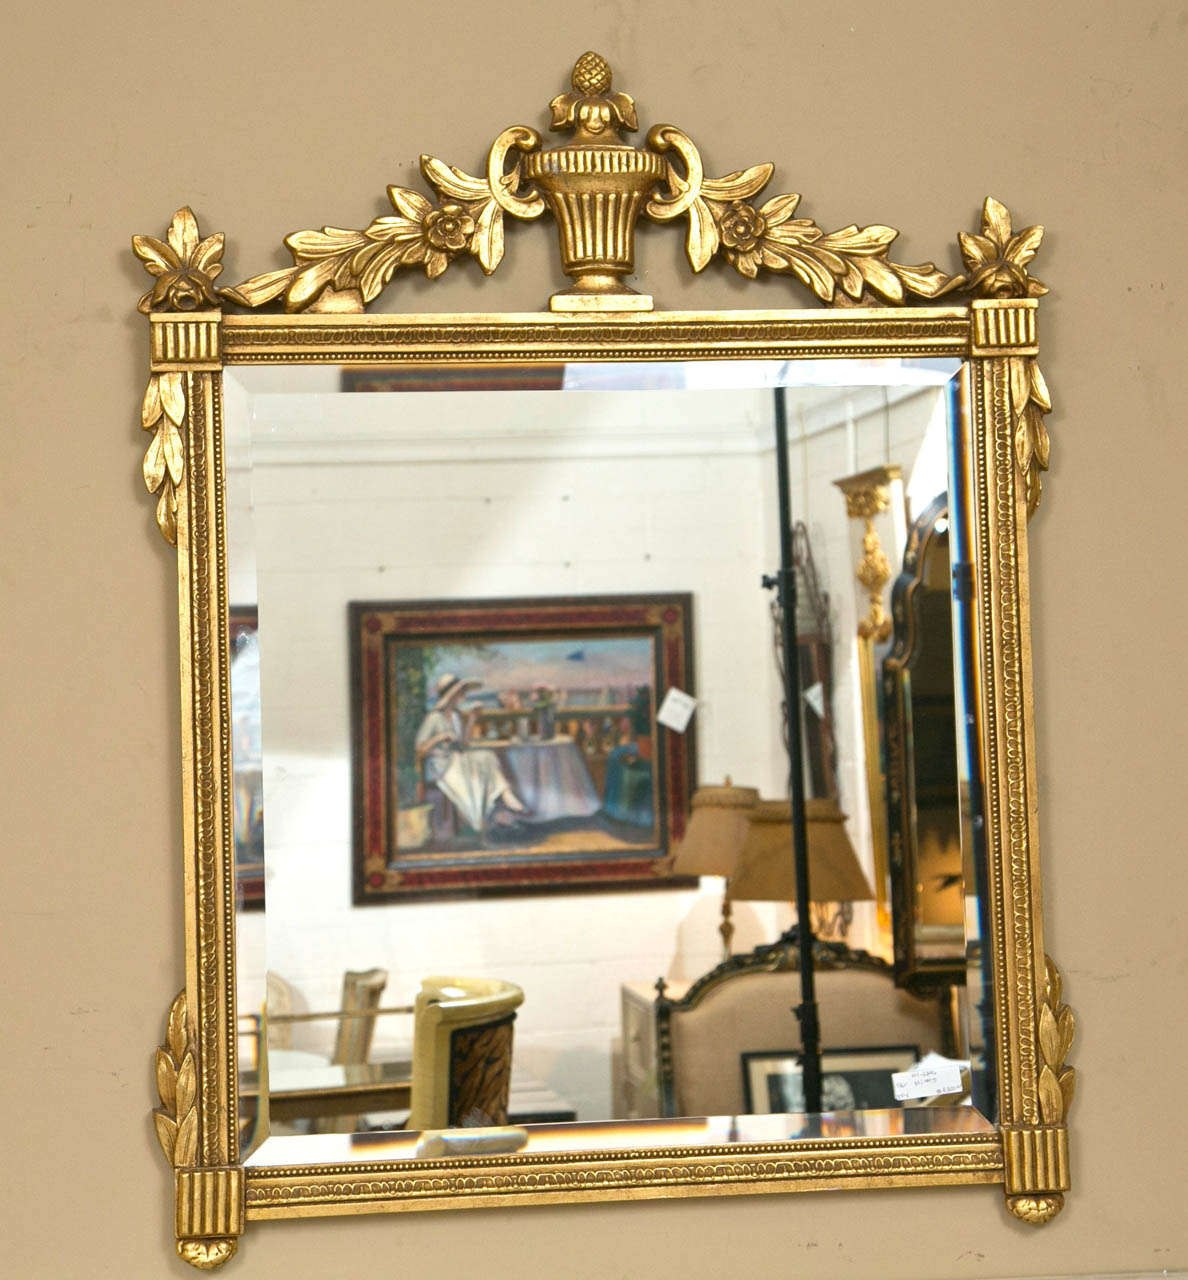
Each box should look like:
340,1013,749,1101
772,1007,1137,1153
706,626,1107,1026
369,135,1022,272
154,991,199,1167
221,137,545,314
959,196,1047,300
1036,955,1076,1124
133,207,224,314
141,372,185,545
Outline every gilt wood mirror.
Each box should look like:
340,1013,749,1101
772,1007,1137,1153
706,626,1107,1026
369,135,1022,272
135,53,1073,1270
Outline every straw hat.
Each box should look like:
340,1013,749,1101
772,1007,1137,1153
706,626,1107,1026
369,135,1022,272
433,673,481,709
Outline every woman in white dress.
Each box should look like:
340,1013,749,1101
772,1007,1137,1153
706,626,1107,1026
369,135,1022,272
414,673,529,838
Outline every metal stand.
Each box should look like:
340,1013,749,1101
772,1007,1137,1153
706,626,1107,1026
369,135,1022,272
764,384,823,1115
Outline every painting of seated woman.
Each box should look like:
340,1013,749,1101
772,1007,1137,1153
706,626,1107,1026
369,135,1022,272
351,595,695,903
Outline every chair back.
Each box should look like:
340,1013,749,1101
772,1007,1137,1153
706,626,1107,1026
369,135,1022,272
657,937,946,1116
330,968,389,1066
410,976,524,1131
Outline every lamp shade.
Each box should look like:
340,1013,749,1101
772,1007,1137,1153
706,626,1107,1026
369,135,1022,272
669,782,759,877
728,796,874,904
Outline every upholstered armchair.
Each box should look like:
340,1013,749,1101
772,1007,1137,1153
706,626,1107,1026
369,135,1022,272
655,937,947,1117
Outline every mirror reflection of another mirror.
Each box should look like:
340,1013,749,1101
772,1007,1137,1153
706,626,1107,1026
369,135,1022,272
225,358,994,1164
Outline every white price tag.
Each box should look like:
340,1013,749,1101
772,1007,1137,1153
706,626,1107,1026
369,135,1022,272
891,1061,965,1101
656,687,697,732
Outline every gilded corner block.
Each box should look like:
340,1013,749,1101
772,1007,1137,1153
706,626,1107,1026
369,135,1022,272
176,1167,245,1269
1002,1125,1070,1194
150,312,223,371
970,299,1039,356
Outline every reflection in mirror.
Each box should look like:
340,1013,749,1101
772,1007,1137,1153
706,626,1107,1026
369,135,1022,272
226,357,994,1164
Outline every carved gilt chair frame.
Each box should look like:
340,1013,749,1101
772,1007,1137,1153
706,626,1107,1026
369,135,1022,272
136,52,1072,1270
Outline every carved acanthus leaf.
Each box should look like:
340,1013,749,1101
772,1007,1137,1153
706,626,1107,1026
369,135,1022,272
154,991,199,1167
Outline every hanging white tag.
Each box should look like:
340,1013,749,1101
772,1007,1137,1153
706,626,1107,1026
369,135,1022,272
656,688,697,733
891,1059,966,1101
803,681,825,719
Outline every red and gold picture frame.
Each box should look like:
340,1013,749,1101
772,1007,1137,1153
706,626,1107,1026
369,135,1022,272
350,593,696,903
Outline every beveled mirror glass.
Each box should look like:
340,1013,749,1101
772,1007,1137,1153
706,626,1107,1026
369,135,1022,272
136,54,1073,1269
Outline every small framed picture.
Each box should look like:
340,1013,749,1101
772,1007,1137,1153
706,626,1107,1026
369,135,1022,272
741,1045,920,1114
350,592,696,903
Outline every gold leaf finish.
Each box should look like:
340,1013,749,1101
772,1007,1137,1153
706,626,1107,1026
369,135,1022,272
133,52,1068,1251
177,1240,238,1270
1007,1193,1065,1225
960,197,1047,300
133,206,225,314
154,991,199,1166
149,59,1047,313
140,372,185,544
1037,956,1076,1124
1009,356,1052,516
224,142,544,313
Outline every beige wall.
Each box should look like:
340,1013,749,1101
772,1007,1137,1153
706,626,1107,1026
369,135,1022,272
5,1,1185,1275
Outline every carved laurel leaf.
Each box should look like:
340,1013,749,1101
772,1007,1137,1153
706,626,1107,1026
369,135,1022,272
1030,361,1052,413
685,198,720,272
892,261,963,299
191,234,225,276
472,199,506,275
421,155,490,203
166,992,187,1069
143,429,166,491
220,267,294,308
155,1047,177,1112
154,992,196,1164
982,196,1013,248
154,1112,178,1161
855,254,903,302
286,226,369,259
175,1108,199,1167
156,486,178,545
1057,1006,1075,1062
159,373,185,426
1038,1063,1064,1124
702,163,773,203
176,1053,197,1120
140,375,184,545
168,207,200,261
1038,1003,1061,1066
287,258,339,311
1059,1067,1076,1116
1045,956,1063,1008
1035,955,1076,1123
141,376,162,428
817,224,898,256
132,235,180,277
388,185,433,222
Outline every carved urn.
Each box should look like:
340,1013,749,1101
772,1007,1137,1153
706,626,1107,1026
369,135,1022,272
527,52,665,309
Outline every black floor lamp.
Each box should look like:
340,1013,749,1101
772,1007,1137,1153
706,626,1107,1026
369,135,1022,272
764,383,823,1116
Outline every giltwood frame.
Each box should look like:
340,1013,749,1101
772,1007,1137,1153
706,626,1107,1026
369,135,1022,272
137,54,1071,1270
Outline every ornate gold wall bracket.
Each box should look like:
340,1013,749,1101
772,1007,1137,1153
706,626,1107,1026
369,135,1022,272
132,59,1047,317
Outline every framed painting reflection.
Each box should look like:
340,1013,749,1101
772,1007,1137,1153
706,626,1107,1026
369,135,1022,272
350,593,696,902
